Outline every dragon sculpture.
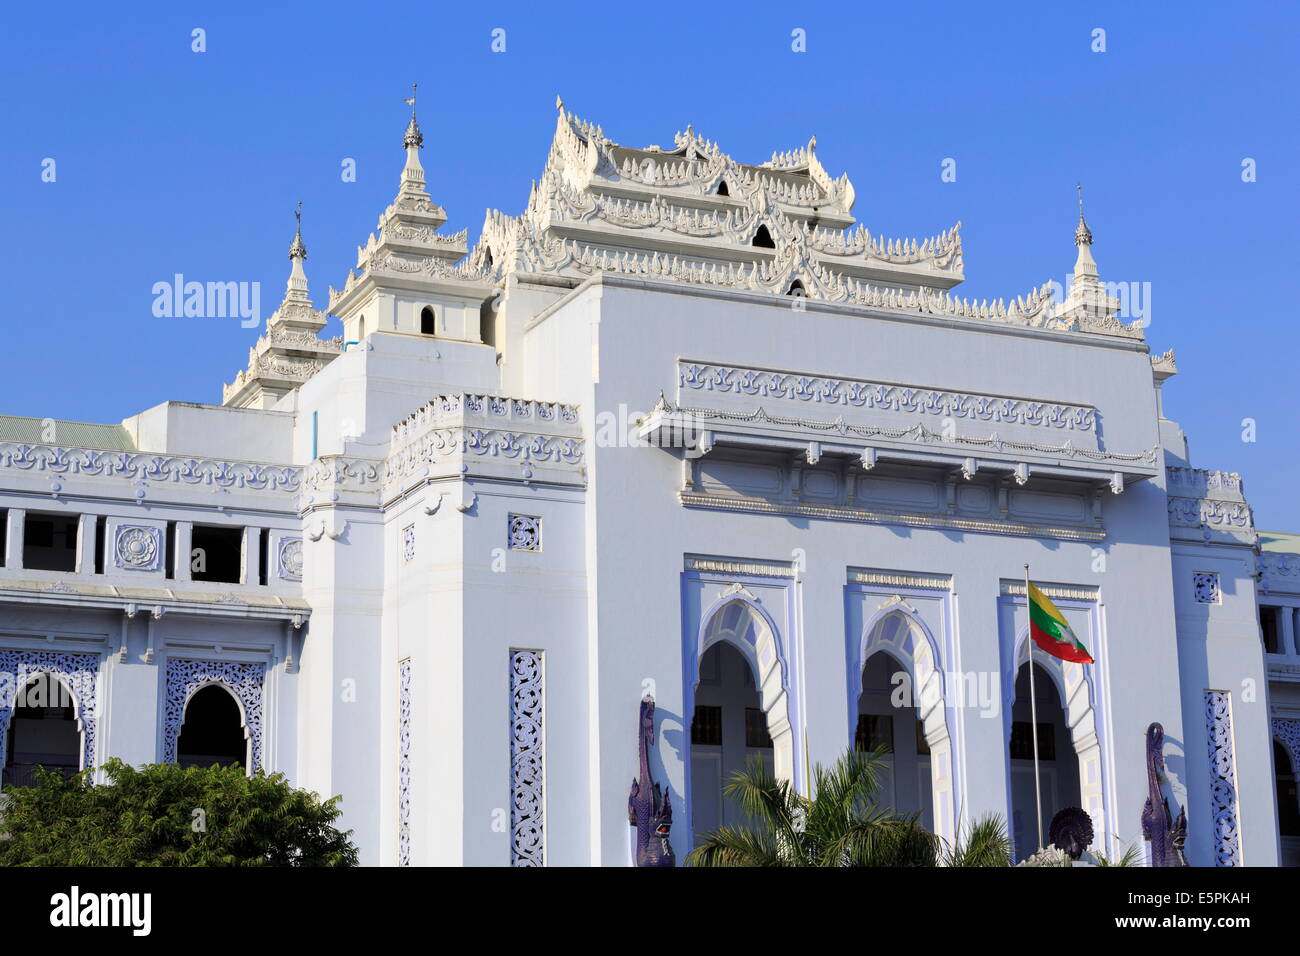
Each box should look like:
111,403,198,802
1141,722,1189,867
628,694,675,867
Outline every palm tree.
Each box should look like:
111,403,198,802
686,749,1012,867
687,748,1006,867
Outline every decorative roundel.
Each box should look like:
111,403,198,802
279,537,304,580
115,526,159,569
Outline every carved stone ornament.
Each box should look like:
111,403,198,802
278,537,303,580
114,525,162,571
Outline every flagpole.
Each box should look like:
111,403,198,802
1025,563,1044,853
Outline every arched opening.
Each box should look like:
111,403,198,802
715,180,730,197
177,684,248,770
483,247,494,268
1008,661,1081,860
1276,740,1300,865
4,674,80,787
420,306,436,335
857,651,933,830
690,640,772,840
358,314,366,340
752,224,775,248
787,279,807,297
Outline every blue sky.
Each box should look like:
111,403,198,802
1,1,1296,527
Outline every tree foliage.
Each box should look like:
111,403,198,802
686,749,1011,867
0,759,357,867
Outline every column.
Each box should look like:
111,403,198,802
174,522,192,582
1282,607,1297,658
3,508,24,569
76,514,97,574
242,526,258,586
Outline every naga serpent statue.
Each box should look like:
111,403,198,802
1141,722,1189,867
628,694,675,867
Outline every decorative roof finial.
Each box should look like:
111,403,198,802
288,201,307,260
555,94,564,111
1074,183,1093,246
403,83,423,149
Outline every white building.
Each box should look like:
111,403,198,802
0,97,1294,867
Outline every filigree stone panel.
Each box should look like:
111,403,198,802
510,649,544,866
0,649,99,771
163,658,266,770
1205,691,1241,866
1194,572,1221,605
398,658,412,866
508,514,541,552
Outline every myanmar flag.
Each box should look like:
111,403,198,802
1028,582,1094,664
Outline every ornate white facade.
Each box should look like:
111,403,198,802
0,97,1294,866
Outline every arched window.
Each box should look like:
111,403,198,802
1008,662,1082,860
787,279,807,297
715,180,730,197
358,315,366,341
177,684,248,770
420,306,436,335
483,247,494,268
691,640,771,840
1276,741,1300,838
858,650,932,830
4,674,80,787
752,224,775,248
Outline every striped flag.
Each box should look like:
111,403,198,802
1028,582,1094,664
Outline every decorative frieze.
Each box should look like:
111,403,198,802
162,658,266,771
1001,580,1099,602
1204,691,1241,866
1260,552,1300,593
509,649,545,867
849,568,953,591
679,362,1096,434
1167,497,1254,534
652,396,1157,468
684,555,798,578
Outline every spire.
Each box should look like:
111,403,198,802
285,201,310,304
403,82,423,149
289,200,307,260
1072,183,1098,280
399,83,427,199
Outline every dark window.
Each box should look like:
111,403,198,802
4,675,79,787
258,529,269,586
0,509,7,567
856,713,894,754
1276,741,1300,836
716,180,730,196
94,516,107,574
752,224,775,248
177,685,247,770
916,720,931,756
164,521,176,580
691,705,722,746
190,525,243,584
1010,721,1056,761
1262,607,1282,654
22,512,78,572
420,306,436,335
787,279,807,297
745,708,773,749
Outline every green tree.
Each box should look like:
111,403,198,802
686,749,1011,867
0,759,357,866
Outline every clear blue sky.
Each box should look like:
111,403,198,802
1,1,1296,527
